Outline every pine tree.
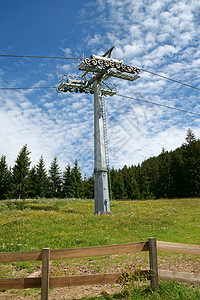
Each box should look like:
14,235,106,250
182,129,200,197
81,175,94,199
114,171,127,199
86,175,94,199
127,166,141,199
28,166,37,198
48,156,62,198
185,128,196,145
138,158,157,199
36,155,48,198
157,148,172,198
62,164,76,198
9,145,31,199
169,148,184,197
0,155,11,200
72,159,82,198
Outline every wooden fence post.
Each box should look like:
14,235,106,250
148,238,159,290
41,248,50,300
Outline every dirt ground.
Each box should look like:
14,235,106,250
0,253,199,299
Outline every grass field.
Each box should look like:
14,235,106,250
0,198,200,299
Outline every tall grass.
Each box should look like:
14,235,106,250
0,198,199,253
83,281,200,299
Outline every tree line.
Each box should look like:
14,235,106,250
110,128,200,199
0,146,94,200
0,129,199,200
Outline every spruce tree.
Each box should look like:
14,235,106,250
127,167,141,199
62,164,76,198
169,148,184,198
82,175,94,199
87,176,94,199
185,128,196,145
48,156,62,198
72,159,82,198
9,144,31,199
0,155,11,200
114,171,127,199
28,166,37,198
157,148,172,198
182,129,200,197
138,159,156,199
36,155,48,198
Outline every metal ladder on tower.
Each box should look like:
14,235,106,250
101,95,113,203
101,96,109,168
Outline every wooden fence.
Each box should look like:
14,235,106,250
0,238,200,300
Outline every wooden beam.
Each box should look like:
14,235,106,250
149,238,159,290
159,270,200,284
50,242,149,260
0,271,149,290
49,270,149,288
0,242,148,263
0,250,42,263
157,241,200,255
0,278,41,289
50,273,120,287
41,248,50,300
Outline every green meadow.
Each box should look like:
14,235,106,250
0,198,200,299
0,198,200,252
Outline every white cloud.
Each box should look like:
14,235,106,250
61,47,72,56
87,34,102,47
124,44,145,57
57,63,72,73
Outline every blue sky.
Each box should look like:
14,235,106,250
0,0,200,176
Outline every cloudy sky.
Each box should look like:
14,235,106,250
0,0,200,176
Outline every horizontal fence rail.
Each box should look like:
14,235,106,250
0,271,150,289
0,250,42,263
159,270,200,284
157,241,200,255
0,239,199,300
0,278,41,289
0,241,149,263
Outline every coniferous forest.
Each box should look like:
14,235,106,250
0,129,200,200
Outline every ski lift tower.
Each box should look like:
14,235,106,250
57,46,141,214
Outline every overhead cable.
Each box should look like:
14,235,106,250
141,69,200,91
0,54,80,60
116,93,200,117
1,53,199,91
0,85,199,116
0,86,56,90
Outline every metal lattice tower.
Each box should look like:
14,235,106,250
57,46,141,214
